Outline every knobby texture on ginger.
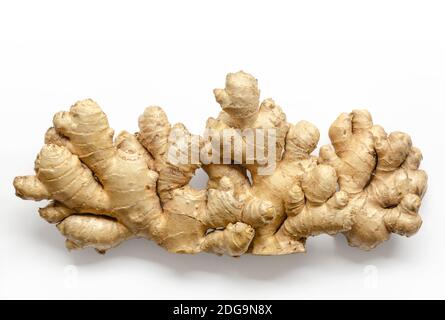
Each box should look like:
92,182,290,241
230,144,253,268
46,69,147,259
13,71,428,256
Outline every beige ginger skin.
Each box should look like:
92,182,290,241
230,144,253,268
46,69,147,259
13,71,428,256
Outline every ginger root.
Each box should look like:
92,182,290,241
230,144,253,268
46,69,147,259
13,71,428,256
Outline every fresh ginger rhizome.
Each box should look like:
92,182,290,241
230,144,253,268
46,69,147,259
14,71,427,256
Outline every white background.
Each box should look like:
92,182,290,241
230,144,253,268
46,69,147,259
0,0,444,299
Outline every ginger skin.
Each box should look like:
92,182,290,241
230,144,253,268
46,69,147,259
13,71,427,256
